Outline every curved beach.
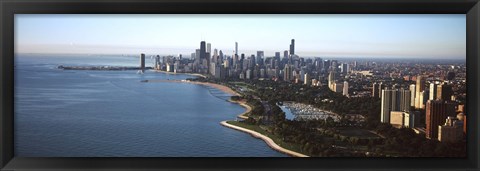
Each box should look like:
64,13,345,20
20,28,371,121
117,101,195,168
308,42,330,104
220,121,309,157
145,78,308,157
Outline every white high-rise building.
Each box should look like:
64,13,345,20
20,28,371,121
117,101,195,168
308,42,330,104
409,84,416,107
343,81,349,96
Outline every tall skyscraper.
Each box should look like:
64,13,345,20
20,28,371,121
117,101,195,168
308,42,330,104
140,53,145,72
207,43,211,53
415,76,426,109
289,39,295,55
399,89,411,112
235,42,238,55
381,89,393,123
328,71,336,90
437,83,453,101
426,100,457,139
284,64,292,81
378,82,385,98
373,82,379,98
343,81,349,97
409,84,416,107
200,41,206,60
304,73,311,85
429,82,438,100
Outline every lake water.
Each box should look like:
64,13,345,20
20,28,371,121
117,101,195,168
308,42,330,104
14,54,287,157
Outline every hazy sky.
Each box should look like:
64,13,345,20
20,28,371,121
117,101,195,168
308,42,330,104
15,14,466,59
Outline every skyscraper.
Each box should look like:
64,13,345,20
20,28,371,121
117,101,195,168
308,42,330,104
399,89,411,112
426,100,457,139
235,42,238,55
289,39,295,55
200,41,206,60
284,64,292,81
429,82,438,100
343,81,349,97
415,76,426,109
207,43,211,54
378,82,385,98
437,83,453,101
409,84,416,107
140,53,145,72
381,89,393,123
373,82,379,98
304,73,311,85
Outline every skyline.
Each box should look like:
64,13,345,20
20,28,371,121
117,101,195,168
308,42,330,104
15,14,466,59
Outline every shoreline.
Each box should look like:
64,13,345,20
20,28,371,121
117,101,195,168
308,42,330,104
220,121,309,157
227,99,250,119
153,70,207,78
146,77,308,157
144,79,239,96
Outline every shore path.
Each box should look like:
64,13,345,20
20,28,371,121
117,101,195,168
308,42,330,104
145,79,308,157
220,121,309,157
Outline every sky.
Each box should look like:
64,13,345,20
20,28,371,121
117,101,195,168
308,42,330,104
15,14,466,59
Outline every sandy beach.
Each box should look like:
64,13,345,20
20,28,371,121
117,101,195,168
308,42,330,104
143,79,239,96
228,99,250,119
220,121,309,157
153,70,207,78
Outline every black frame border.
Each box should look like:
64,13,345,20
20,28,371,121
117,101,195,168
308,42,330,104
1,0,479,170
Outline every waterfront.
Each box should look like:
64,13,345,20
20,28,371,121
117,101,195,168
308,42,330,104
14,54,287,157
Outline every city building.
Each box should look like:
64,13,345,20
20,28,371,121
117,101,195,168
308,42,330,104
343,81,349,97
437,83,453,101
289,39,295,55
415,76,425,109
235,42,238,55
429,82,438,100
373,82,379,98
140,53,145,72
304,73,311,85
438,116,464,142
409,84,416,107
426,100,457,139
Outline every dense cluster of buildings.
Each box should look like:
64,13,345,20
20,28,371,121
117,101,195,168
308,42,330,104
150,40,353,97
141,39,467,143
378,74,466,143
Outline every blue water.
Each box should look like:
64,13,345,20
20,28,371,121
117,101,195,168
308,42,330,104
14,54,287,157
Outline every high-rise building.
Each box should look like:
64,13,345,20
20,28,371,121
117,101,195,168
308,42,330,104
304,73,311,85
207,43,211,53
381,89,394,123
373,82,379,98
341,63,348,74
235,42,238,55
438,116,463,142
415,76,425,108
378,82,386,98
419,90,429,109
399,89,411,112
328,71,336,90
409,84,416,107
289,39,295,55
343,81,349,97
283,64,292,81
426,100,457,139
429,82,438,100
437,83,453,101
140,53,145,72
200,41,206,60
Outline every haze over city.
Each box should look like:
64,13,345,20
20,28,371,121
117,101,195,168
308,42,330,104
15,14,466,59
